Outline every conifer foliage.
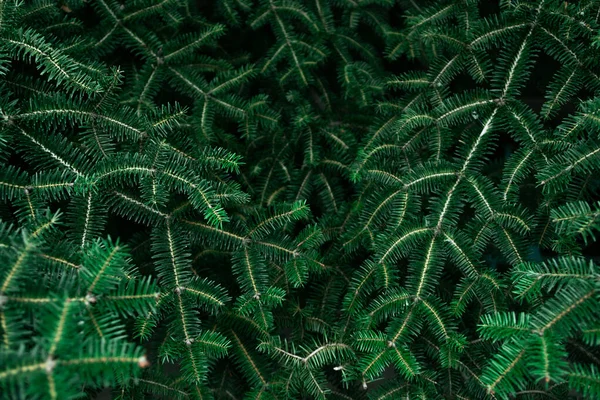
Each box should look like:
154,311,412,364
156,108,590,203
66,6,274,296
1,0,600,399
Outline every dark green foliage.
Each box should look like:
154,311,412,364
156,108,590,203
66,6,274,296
1,0,600,399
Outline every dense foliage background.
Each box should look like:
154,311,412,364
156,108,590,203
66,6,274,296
1,0,600,399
